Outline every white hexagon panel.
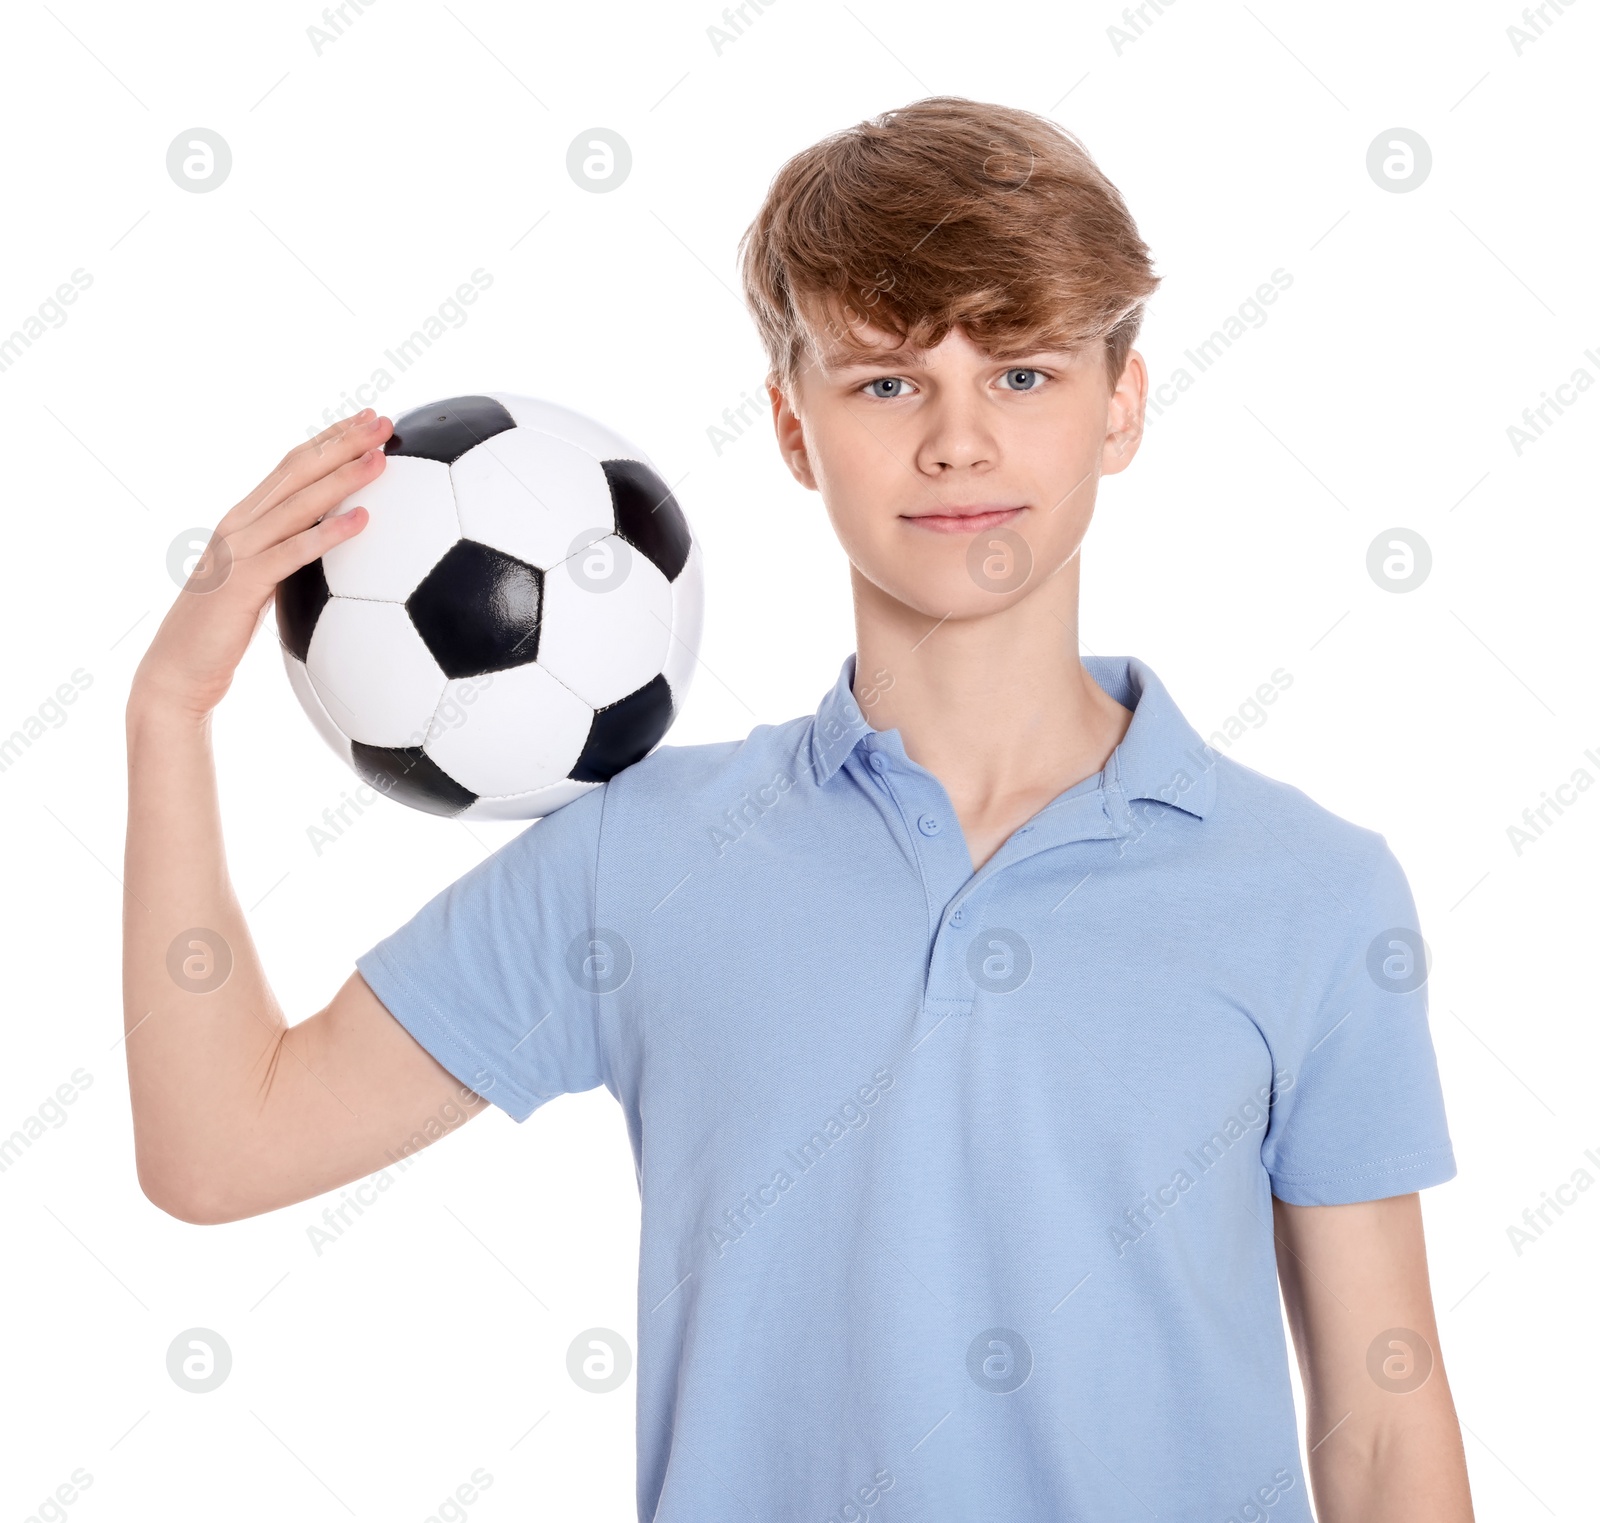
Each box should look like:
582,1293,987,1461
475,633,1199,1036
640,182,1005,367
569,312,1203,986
538,537,674,710
320,455,459,601
450,428,615,572
424,667,595,799
304,598,447,749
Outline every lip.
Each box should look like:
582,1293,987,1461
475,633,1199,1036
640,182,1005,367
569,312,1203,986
902,505,1025,534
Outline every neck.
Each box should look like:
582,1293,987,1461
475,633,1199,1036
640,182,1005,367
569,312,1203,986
848,553,1132,812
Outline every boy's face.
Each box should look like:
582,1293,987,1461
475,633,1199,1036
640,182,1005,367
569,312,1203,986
770,308,1146,621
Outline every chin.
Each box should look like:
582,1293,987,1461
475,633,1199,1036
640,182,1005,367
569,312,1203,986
870,559,1037,622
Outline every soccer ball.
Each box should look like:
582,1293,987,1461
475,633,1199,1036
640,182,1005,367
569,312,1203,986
275,393,704,819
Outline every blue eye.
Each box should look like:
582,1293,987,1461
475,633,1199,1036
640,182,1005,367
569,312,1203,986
864,377,909,398
1000,368,1043,391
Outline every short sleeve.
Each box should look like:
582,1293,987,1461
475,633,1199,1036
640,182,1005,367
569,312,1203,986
1262,839,1457,1206
356,787,609,1123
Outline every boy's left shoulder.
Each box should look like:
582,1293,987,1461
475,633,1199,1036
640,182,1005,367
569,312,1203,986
1201,750,1410,905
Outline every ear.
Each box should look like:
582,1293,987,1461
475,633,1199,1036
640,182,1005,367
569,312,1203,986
768,379,818,491
1101,348,1148,478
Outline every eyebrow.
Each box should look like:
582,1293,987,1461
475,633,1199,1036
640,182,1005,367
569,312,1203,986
816,343,927,370
818,341,1074,371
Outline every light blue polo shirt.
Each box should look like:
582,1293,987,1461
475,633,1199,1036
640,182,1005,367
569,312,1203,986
357,653,1455,1522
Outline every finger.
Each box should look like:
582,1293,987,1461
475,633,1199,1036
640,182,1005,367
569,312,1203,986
268,410,392,510
237,446,387,558
234,410,392,527
263,504,370,584
307,407,378,453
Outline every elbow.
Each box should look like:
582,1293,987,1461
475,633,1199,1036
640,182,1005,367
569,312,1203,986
136,1163,239,1226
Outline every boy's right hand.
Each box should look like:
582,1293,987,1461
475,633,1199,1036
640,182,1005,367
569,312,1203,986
131,408,391,723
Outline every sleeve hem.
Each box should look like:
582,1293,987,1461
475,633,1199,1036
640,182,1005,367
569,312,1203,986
357,946,543,1124
1269,1145,1457,1206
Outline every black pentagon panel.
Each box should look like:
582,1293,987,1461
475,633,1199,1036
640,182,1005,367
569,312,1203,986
569,674,675,783
406,540,543,678
603,459,691,582
351,743,476,818
275,556,329,662
385,395,516,465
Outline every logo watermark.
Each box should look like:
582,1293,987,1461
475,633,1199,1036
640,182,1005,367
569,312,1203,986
1505,746,1600,856
1113,668,1295,861
302,269,495,437
1366,129,1431,193
1145,269,1294,426
1365,1327,1433,1393
1105,0,1180,56
422,1469,495,1522
707,766,795,857
566,130,630,192
1110,1070,1294,1257
168,528,233,593
567,1329,631,1392
1505,346,1598,456
166,130,231,193
1365,928,1429,994
1220,1467,1297,1523
966,927,1032,993
20,1467,94,1522
303,1086,486,1256
965,1328,1032,1393
1366,528,1431,593
706,0,782,56
705,387,768,456
566,928,633,994
708,1065,894,1257
1505,1143,1600,1256
307,0,380,55
565,527,633,593
0,1067,94,1176
1507,0,1579,55
966,526,1032,593
0,268,93,375
1202,668,1294,752
166,928,233,994
821,1468,894,1523
0,668,94,776
166,1328,232,1392
308,783,382,855
307,676,496,850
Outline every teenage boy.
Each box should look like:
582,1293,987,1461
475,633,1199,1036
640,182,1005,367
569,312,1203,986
124,97,1473,1521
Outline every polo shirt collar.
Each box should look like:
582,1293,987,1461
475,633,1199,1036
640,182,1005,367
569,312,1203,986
804,651,1217,830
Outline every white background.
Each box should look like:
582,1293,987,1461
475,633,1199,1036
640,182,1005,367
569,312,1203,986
1,0,1595,1517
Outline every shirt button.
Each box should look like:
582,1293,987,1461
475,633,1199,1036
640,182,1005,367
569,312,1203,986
917,813,941,836
869,753,888,774
950,907,966,926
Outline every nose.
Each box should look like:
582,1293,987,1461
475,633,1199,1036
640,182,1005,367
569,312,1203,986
913,384,998,476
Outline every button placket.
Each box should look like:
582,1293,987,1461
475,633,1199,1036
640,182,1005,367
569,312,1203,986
859,742,1124,1019
925,797,1128,1017
865,753,978,1016
922,840,988,1016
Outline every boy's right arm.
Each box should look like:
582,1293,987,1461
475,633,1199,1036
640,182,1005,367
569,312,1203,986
123,408,490,1226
